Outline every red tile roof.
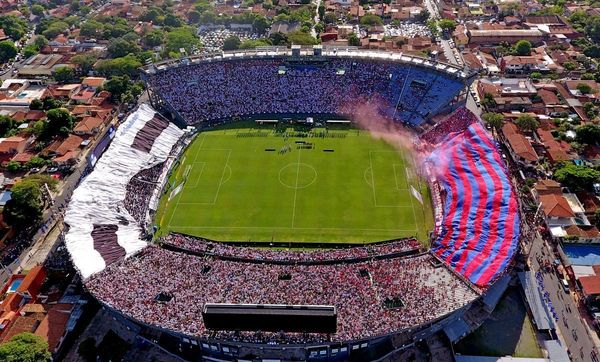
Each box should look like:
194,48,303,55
580,275,600,296
34,304,73,352
16,266,46,298
55,135,83,156
564,225,600,238
0,312,45,343
502,123,538,162
73,116,103,134
539,194,575,218
535,179,562,195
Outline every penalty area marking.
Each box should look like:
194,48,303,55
368,152,413,208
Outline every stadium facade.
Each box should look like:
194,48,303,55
62,48,520,361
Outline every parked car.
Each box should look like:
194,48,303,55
561,279,570,293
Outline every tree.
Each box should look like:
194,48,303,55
584,102,599,119
42,108,74,139
417,9,430,22
0,115,14,137
0,332,51,362
104,75,133,102
0,40,17,63
287,30,319,45
323,12,337,24
23,45,38,58
53,66,75,83
0,15,28,40
577,83,593,95
585,15,600,43
94,54,142,77
25,156,48,170
108,38,141,58
29,99,43,111
584,44,600,59
222,35,241,51
41,21,69,39
164,13,183,27
3,178,43,228
530,72,542,80
360,14,383,26
239,38,271,49
555,163,600,192
140,7,164,23
514,39,532,56
33,36,48,49
187,10,201,24
437,19,457,33
30,120,45,138
563,61,577,71
515,114,539,133
30,4,45,16
348,32,360,46
482,112,505,134
269,32,288,46
71,54,97,75
42,97,63,111
481,92,497,108
252,16,270,34
165,28,200,54
142,29,163,48
575,124,600,145
80,20,104,38
5,160,21,172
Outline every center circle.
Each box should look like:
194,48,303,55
278,163,317,189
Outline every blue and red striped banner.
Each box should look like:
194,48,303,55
429,123,519,287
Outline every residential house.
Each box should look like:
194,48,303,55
73,116,104,137
501,122,539,167
468,29,545,45
536,128,573,164
0,136,31,164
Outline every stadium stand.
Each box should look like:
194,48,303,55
58,51,518,357
160,233,422,264
63,104,184,279
86,246,478,343
427,121,519,287
146,58,465,126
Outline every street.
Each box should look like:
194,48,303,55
529,236,600,362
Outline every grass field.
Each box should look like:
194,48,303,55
155,123,433,244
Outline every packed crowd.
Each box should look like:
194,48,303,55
148,58,464,127
161,233,421,264
124,163,165,226
160,233,421,263
420,107,479,145
86,246,478,342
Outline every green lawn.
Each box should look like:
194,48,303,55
155,124,433,244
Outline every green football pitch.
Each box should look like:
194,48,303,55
155,123,434,244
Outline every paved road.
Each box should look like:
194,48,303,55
529,236,600,362
0,115,119,285
311,0,322,38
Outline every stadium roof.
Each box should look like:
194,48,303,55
518,271,555,331
144,46,474,80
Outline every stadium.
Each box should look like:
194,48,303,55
63,46,520,361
